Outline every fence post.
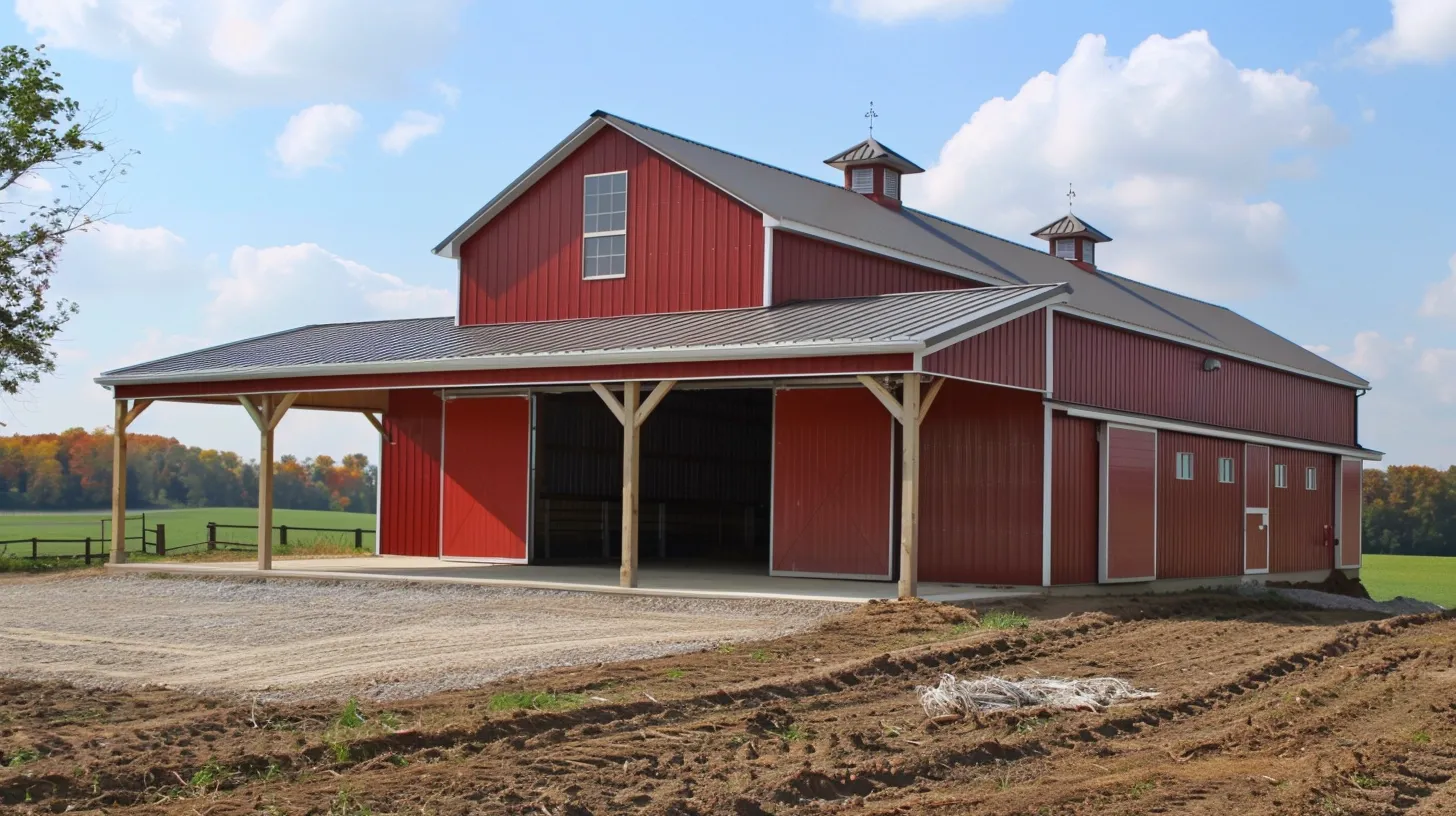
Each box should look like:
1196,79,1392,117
84,536,92,565
156,524,166,557
207,522,216,551
279,525,288,548
31,537,37,559
354,528,363,550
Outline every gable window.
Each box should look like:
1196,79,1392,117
583,171,627,279
1274,464,1287,489
851,167,874,194
1305,466,1317,491
1175,452,1194,480
1083,239,1096,265
1055,238,1076,259
883,169,900,200
1218,457,1235,483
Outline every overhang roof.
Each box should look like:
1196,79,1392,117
431,111,1367,389
96,284,1068,387
1031,214,1112,243
823,137,926,174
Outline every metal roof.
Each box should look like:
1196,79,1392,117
97,284,1068,387
1031,214,1112,243
823,137,926,174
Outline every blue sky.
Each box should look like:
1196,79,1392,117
2,0,1454,466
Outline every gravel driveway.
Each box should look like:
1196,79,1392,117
0,574,837,701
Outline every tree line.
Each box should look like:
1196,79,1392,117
0,428,376,513
1363,466,1456,557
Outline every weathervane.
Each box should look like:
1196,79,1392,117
865,102,879,137
1066,182,1076,213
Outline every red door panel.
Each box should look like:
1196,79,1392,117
771,388,893,579
1338,459,1362,569
1101,426,1156,582
1245,512,1269,572
441,396,531,560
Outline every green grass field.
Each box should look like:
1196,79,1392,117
0,507,376,559
1360,554,1456,608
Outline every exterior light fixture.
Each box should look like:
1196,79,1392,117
1202,357,1222,372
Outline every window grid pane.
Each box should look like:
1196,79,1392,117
1274,464,1287,489
1218,457,1235,483
1176,452,1194,481
1305,467,1317,491
583,172,627,279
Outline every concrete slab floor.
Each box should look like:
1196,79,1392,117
105,556,1036,604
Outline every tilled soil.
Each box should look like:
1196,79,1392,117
2,590,1453,815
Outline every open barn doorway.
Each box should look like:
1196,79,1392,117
532,388,772,567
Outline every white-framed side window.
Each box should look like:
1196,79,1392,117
851,167,874,194
1305,466,1317,491
1274,463,1287,488
1218,457,1235,484
1083,239,1096,265
1175,452,1194,480
1055,238,1076,259
883,169,900,200
583,171,627,279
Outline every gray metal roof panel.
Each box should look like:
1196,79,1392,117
98,285,1064,384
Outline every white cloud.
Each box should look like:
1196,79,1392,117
379,110,444,155
1362,107,1377,123
273,103,362,173
1364,0,1456,64
432,80,460,107
16,0,465,109
911,31,1340,300
1318,330,1456,465
830,0,1008,24
1418,253,1456,318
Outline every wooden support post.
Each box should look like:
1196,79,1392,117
109,398,152,564
592,380,676,589
241,393,298,571
899,374,922,600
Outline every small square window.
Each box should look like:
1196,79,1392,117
1274,464,1287,489
1305,466,1317,491
583,233,626,279
1175,452,1194,480
851,167,873,194
1055,238,1076,259
1218,457,1235,483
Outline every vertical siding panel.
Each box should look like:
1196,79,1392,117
771,231,979,302
1051,414,1099,584
1053,315,1357,446
1269,448,1335,573
919,381,1043,585
922,310,1046,390
458,127,763,324
1155,431,1243,579
380,390,442,557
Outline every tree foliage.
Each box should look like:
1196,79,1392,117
0,429,376,513
0,44,128,394
1362,466,1456,556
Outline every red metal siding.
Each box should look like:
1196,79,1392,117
922,309,1046,391
1338,459,1361,568
113,354,915,401
919,380,1044,585
1155,431,1243,579
1054,316,1357,446
459,127,763,324
1269,448,1335,573
1051,414,1099,585
771,388,893,578
1104,426,1157,581
441,397,530,559
770,230,977,303
379,390,442,557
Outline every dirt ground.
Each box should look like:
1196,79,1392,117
1,579,1453,815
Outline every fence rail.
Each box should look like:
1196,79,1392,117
1,518,374,563
204,522,374,552
0,537,114,564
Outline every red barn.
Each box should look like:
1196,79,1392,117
97,111,1378,596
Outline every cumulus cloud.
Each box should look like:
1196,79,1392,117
273,104,362,173
910,31,1340,300
830,0,1008,24
1418,253,1456,318
1364,0,1456,64
15,0,465,109
379,110,444,155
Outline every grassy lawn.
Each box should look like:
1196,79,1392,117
1360,554,1456,608
0,507,375,559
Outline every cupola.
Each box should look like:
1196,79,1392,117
1031,213,1111,273
824,136,924,210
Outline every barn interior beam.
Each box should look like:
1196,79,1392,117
592,380,677,587
240,393,299,570
109,398,153,565
857,374,944,599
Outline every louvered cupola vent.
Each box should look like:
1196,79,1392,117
824,137,924,210
1032,214,1112,273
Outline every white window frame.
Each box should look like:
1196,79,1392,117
1305,466,1317,491
1055,238,1076,259
883,169,900,200
851,167,874,194
1218,457,1235,484
582,170,628,281
1175,451,1194,481
1274,463,1287,489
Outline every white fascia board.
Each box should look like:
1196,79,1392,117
772,218,1005,287
1053,306,1369,390
95,339,920,388
1053,403,1384,461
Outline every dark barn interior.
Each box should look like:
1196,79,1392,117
532,389,772,564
